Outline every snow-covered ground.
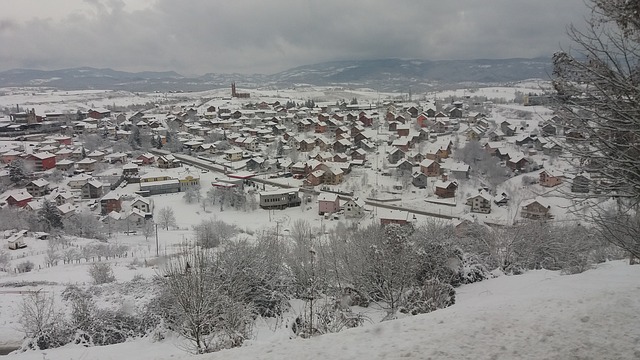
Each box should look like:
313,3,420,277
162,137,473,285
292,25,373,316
2,81,631,359
3,260,638,360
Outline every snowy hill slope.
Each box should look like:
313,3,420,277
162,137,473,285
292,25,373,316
198,261,640,360
5,261,639,360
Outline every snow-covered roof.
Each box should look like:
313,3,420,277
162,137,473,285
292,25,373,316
317,192,339,202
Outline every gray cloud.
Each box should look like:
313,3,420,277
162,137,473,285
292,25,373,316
0,0,589,75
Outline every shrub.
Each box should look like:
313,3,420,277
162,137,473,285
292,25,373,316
16,261,35,273
88,263,116,285
400,278,456,316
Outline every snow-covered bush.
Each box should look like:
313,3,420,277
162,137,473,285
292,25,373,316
18,289,69,351
400,278,456,316
89,263,116,285
16,260,35,273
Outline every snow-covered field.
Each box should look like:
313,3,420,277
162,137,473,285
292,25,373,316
3,260,638,360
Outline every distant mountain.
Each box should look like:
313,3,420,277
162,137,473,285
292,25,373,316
271,58,552,90
0,58,553,92
0,67,184,91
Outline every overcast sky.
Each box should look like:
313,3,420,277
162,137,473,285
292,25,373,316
0,0,589,76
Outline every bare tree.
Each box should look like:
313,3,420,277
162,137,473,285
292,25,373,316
0,250,9,272
192,218,237,248
157,207,176,230
158,246,253,353
19,289,62,348
552,0,640,258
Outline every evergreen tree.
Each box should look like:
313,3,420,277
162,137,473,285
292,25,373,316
129,125,142,149
8,159,29,184
156,135,163,149
39,200,63,232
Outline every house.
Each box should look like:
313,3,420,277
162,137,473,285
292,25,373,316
424,143,449,162
76,158,98,172
351,148,367,161
434,180,458,198
465,126,485,141
306,169,325,186
540,123,557,136
448,163,470,180
246,157,265,171
54,147,74,161
333,153,348,163
7,231,27,250
5,191,33,208
521,200,552,220
136,153,156,165
131,197,153,214
432,119,449,133
391,137,410,152
500,121,517,136
178,174,200,191
449,107,463,119
515,134,535,147
88,108,111,119
224,149,244,162
389,155,411,172
1,150,22,164
122,163,139,179
321,163,344,185
26,152,56,171
56,203,77,218
344,197,365,218
56,159,75,172
53,191,74,206
494,192,509,207
387,148,405,164
466,193,492,214
506,156,529,171
571,173,591,193
127,208,147,227
412,172,429,188
157,154,181,169
419,159,441,177
539,170,562,187
105,152,128,164
259,189,301,209
139,178,180,196
26,178,50,197
318,192,340,215
379,209,410,226
543,142,563,156
87,150,106,162
82,179,104,199
100,192,122,215
67,173,93,189
333,138,352,153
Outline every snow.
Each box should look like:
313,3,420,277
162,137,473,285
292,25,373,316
2,81,638,359
2,261,638,359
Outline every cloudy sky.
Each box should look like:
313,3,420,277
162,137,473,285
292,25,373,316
0,0,589,75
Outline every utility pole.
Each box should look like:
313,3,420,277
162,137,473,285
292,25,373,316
155,223,159,256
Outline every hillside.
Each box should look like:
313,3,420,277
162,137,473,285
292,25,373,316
0,57,552,92
4,261,638,360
